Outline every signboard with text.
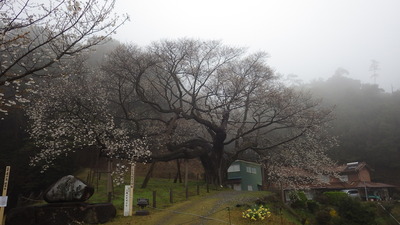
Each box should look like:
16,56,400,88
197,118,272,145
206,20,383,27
0,197,7,207
123,185,131,216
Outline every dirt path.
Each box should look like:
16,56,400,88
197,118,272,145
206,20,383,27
150,190,263,225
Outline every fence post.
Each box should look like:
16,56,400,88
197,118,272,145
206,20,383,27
169,188,173,203
185,187,189,200
227,207,232,225
96,171,100,191
152,191,156,208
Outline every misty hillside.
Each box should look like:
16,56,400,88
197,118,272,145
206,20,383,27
307,74,400,184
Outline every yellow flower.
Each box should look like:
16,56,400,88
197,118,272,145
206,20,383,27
329,209,337,217
242,205,272,221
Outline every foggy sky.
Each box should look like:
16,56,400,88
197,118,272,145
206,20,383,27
113,0,400,92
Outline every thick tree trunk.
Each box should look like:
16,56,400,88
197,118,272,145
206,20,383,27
200,155,219,185
174,159,182,183
141,161,156,188
200,137,229,187
213,129,227,186
184,159,189,188
200,154,229,186
148,126,229,186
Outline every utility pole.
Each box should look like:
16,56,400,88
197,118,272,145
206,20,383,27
364,181,369,201
369,59,380,84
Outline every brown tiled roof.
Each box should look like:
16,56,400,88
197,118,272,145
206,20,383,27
274,162,368,178
306,181,397,190
278,162,397,190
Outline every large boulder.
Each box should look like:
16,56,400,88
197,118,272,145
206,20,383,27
43,175,94,203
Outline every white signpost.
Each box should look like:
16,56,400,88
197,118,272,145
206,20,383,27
123,163,136,217
123,185,131,216
0,166,10,225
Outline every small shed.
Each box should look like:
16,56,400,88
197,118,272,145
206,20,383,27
227,160,262,191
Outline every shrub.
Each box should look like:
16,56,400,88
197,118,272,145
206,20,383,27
316,208,332,225
289,191,308,209
334,197,376,225
307,200,319,213
322,191,348,206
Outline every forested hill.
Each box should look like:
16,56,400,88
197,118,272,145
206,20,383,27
307,74,400,184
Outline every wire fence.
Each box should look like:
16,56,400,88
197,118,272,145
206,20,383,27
140,183,213,208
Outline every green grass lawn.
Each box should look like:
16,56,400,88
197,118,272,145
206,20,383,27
77,169,220,211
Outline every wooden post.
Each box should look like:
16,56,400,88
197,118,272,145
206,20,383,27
197,185,200,195
86,169,91,184
169,189,173,203
227,207,232,225
185,187,189,200
184,159,188,188
107,160,113,203
129,163,136,216
0,166,11,225
96,171,100,191
152,191,156,208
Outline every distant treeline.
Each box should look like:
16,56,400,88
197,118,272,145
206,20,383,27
307,74,400,184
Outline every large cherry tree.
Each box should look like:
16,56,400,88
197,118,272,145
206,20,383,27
102,39,337,185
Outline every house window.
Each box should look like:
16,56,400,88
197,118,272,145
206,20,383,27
233,184,241,191
246,166,257,174
247,185,253,191
339,175,348,182
246,166,252,173
318,175,330,183
228,164,240,172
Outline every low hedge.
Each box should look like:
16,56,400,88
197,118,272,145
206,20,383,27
322,191,348,206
